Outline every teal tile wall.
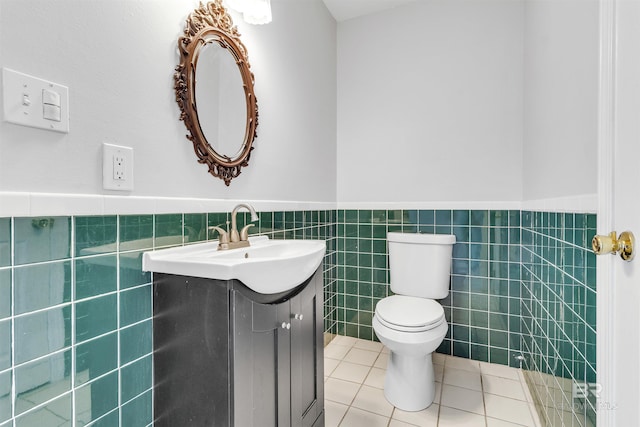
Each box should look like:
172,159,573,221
0,210,337,427
0,207,593,427
0,219,10,268
0,215,152,427
520,211,597,426
335,209,523,366
334,208,596,425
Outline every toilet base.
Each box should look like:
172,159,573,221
384,351,436,412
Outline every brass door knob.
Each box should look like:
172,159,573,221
592,230,635,261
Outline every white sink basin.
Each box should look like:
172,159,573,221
142,236,326,294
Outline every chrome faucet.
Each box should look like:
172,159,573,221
209,203,259,250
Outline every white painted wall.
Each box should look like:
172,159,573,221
522,0,599,201
336,0,524,204
0,0,336,203
0,0,600,211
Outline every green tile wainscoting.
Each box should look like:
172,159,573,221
0,208,595,427
0,212,337,427
334,209,523,364
520,211,597,426
334,209,596,426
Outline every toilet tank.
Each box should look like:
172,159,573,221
387,232,456,299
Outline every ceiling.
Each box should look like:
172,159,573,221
321,0,418,22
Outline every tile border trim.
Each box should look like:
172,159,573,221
0,192,597,217
340,194,596,213
0,192,336,217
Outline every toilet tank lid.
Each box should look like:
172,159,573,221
387,232,456,244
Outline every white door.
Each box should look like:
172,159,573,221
597,0,640,425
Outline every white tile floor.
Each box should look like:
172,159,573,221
324,336,542,427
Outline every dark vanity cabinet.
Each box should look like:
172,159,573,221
153,268,324,427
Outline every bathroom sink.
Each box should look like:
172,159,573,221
142,236,326,294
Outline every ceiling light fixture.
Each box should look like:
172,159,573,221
225,0,272,25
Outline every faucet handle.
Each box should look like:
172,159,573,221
239,224,255,241
208,226,229,244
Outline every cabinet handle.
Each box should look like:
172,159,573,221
294,313,304,321
281,322,291,330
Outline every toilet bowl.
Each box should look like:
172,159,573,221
372,232,455,411
373,295,447,411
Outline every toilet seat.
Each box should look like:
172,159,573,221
375,295,445,333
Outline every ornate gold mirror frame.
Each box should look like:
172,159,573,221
174,0,258,186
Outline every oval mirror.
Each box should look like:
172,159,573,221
174,0,258,186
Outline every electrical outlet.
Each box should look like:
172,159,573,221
103,143,133,191
113,155,126,180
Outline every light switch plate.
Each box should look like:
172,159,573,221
2,68,69,133
103,143,134,191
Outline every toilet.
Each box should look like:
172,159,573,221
372,232,456,411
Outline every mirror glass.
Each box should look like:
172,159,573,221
195,41,247,159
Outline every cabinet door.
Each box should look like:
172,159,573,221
232,290,291,427
153,275,231,427
290,270,324,427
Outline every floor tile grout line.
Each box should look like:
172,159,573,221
338,368,367,426
336,342,396,426
435,374,444,427
480,371,488,427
